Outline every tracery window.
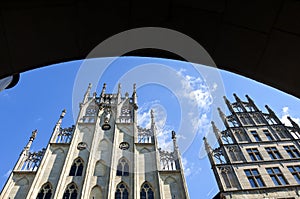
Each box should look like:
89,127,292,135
115,182,129,199
36,182,52,199
140,182,154,199
69,158,84,176
116,158,129,176
63,183,78,199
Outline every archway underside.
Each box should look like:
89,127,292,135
1,1,299,98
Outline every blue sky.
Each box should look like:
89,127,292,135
1,56,300,198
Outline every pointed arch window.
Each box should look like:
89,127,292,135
36,182,52,199
63,183,78,199
140,181,154,199
116,158,129,176
69,158,84,176
115,182,129,199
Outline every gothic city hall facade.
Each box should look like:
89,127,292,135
205,94,300,199
0,83,189,199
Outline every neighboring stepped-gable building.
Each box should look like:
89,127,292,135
204,94,300,199
0,83,189,199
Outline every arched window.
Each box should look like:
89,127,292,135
116,158,129,176
36,182,52,199
69,158,84,176
63,183,78,199
140,182,154,199
115,182,129,199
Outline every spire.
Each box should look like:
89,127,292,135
218,107,229,128
203,137,212,153
223,96,234,113
245,94,259,111
56,109,66,127
265,105,282,124
51,109,66,143
117,83,121,96
287,116,300,129
100,83,106,97
24,129,37,155
233,93,242,103
151,109,155,127
132,83,138,109
171,130,179,153
83,83,92,103
211,121,221,140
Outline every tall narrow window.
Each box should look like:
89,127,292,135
288,166,300,184
246,148,263,161
115,182,129,199
250,131,261,142
284,145,300,158
263,130,274,141
244,169,265,188
69,158,84,176
140,182,154,199
266,167,288,186
265,147,282,160
63,183,78,199
234,130,248,142
37,182,52,199
116,157,129,176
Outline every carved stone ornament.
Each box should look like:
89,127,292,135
77,142,87,150
119,142,130,150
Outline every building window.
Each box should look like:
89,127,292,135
140,182,154,199
63,183,78,199
116,158,129,176
228,146,243,162
115,182,129,199
69,158,84,176
266,167,288,186
250,130,261,142
263,130,274,141
265,147,282,160
252,113,265,124
234,129,248,142
246,148,263,161
244,169,265,188
287,166,300,184
239,114,253,125
37,182,52,199
284,145,300,158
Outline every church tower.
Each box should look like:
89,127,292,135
0,83,189,199
204,94,300,199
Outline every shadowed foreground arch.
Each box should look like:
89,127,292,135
1,1,300,99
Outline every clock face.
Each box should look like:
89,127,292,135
119,142,130,150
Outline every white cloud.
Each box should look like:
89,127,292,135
280,106,300,126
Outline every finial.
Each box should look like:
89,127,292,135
60,109,66,118
233,93,241,102
101,83,106,96
133,83,136,93
172,131,176,139
118,83,121,94
287,116,300,128
30,129,38,140
88,83,92,90
217,107,226,119
211,121,219,134
265,105,274,114
150,109,155,125
245,94,253,103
